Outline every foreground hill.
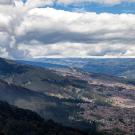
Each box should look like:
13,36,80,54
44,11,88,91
0,79,90,129
0,101,89,135
0,57,135,134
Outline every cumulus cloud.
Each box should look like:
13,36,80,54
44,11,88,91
18,42,135,58
0,0,135,59
23,0,54,9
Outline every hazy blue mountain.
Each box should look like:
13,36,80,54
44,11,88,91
17,60,69,69
26,58,135,80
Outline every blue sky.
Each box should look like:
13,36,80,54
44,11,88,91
51,2,135,14
20,0,135,14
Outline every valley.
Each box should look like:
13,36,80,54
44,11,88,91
0,57,135,135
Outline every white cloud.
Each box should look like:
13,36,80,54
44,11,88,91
23,0,54,8
18,42,135,58
0,0,135,59
0,0,14,5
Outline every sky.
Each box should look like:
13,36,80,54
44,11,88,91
0,0,135,59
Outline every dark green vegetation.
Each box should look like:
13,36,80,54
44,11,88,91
0,101,112,135
0,57,135,135
0,101,90,135
0,78,90,130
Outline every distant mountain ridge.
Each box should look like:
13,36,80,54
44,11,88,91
27,58,135,80
17,59,69,69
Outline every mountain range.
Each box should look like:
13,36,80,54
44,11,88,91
23,58,135,80
0,57,135,135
